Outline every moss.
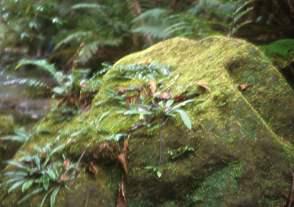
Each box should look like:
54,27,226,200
0,115,14,135
1,36,294,206
189,163,242,207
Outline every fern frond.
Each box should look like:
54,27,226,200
77,41,100,64
132,8,169,23
71,3,105,11
16,59,57,77
15,59,64,85
132,25,170,39
54,31,93,50
76,37,122,64
232,0,254,17
232,6,254,24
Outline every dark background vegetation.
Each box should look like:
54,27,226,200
0,0,293,109
0,0,293,69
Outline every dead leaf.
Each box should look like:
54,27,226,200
173,93,186,102
117,139,129,175
238,83,251,91
196,80,210,92
117,87,129,95
148,80,157,96
126,95,139,105
157,91,172,100
59,174,70,182
88,161,98,176
63,159,70,169
116,178,127,207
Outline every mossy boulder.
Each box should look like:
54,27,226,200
1,36,294,207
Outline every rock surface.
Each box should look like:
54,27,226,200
1,36,294,207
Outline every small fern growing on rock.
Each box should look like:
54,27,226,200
1,142,79,207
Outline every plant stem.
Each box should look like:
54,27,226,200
159,118,168,165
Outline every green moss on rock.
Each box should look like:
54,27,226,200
0,115,14,135
1,36,294,207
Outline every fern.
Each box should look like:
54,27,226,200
54,31,93,51
71,3,105,11
132,8,214,40
15,59,64,85
132,8,182,39
231,0,294,39
16,59,57,77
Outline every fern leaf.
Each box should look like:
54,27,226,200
54,31,93,50
132,8,169,23
16,59,57,77
77,41,100,64
71,3,104,11
132,25,169,39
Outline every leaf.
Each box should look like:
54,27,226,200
172,99,194,110
6,160,28,170
54,31,92,50
196,80,210,92
42,176,50,191
17,188,43,204
52,86,66,95
88,162,98,176
21,180,33,192
158,91,172,100
107,133,128,142
71,3,104,11
50,186,61,207
238,83,251,91
46,168,57,181
63,159,71,169
166,99,174,108
97,111,110,124
3,177,24,187
40,189,52,207
8,180,26,193
175,109,192,129
4,171,28,177
48,144,66,158
16,59,57,80
148,80,157,95
156,170,162,178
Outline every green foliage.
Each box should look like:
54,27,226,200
122,99,194,129
70,3,105,11
52,1,131,64
0,0,64,49
112,62,171,81
16,58,90,97
16,59,60,82
1,142,79,206
110,63,193,129
260,39,294,59
0,0,234,61
1,128,32,143
132,8,214,40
